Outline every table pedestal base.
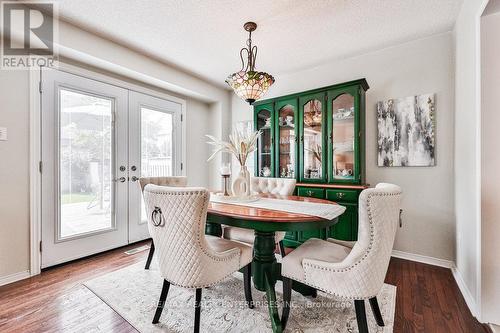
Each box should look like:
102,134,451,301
253,231,282,333
205,222,318,333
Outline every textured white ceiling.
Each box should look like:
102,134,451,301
54,0,463,88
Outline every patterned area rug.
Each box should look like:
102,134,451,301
84,260,396,332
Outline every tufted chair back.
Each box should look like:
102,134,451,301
302,183,402,298
250,177,296,196
143,185,243,288
138,176,187,192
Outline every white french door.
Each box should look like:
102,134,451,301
128,91,182,242
41,68,182,268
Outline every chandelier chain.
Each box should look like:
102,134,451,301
240,30,258,72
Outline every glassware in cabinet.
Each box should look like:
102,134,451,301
299,93,326,182
275,99,297,179
331,92,355,180
254,103,274,177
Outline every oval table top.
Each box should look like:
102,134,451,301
207,194,341,232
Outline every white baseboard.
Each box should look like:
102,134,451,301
451,266,478,319
0,270,30,287
489,324,500,333
391,250,454,268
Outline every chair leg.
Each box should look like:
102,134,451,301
194,288,202,333
243,263,254,309
279,240,287,258
152,279,170,324
145,240,155,270
354,300,369,333
281,277,292,331
369,297,385,326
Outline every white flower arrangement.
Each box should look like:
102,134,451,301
206,128,261,166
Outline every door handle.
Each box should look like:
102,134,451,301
114,177,126,183
131,176,139,182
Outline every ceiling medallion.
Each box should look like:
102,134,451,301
226,22,275,105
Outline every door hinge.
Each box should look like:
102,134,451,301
180,162,183,171
39,241,42,252
39,161,43,173
181,114,183,122
39,81,42,93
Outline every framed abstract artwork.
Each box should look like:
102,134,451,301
377,93,436,167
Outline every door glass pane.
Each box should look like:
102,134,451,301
332,93,355,180
278,104,295,178
140,107,173,221
303,99,323,179
59,89,113,238
256,109,272,177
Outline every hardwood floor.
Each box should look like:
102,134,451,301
0,242,488,333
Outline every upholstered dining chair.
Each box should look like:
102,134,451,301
280,183,402,333
139,176,188,270
143,185,254,331
222,177,296,257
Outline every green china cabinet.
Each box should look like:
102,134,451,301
253,78,370,247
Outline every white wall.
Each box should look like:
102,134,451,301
0,70,30,279
480,10,500,325
186,98,212,188
232,33,455,262
0,18,228,280
453,0,489,318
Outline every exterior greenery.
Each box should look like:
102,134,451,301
253,79,369,247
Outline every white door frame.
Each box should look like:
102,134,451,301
29,63,186,275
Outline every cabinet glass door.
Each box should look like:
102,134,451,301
331,92,356,180
300,95,325,181
276,100,297,178
255,104,273,177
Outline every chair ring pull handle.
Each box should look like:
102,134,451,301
151,206,164,227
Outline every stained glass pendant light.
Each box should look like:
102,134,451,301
226,22,275,105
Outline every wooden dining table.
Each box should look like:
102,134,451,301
205,194,342,333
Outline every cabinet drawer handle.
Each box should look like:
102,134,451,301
336,192,345,199
307,190,314,197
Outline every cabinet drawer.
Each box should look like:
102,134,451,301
297,187,325,199
326,189,358,202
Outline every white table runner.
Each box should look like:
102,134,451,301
210,195,346,220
